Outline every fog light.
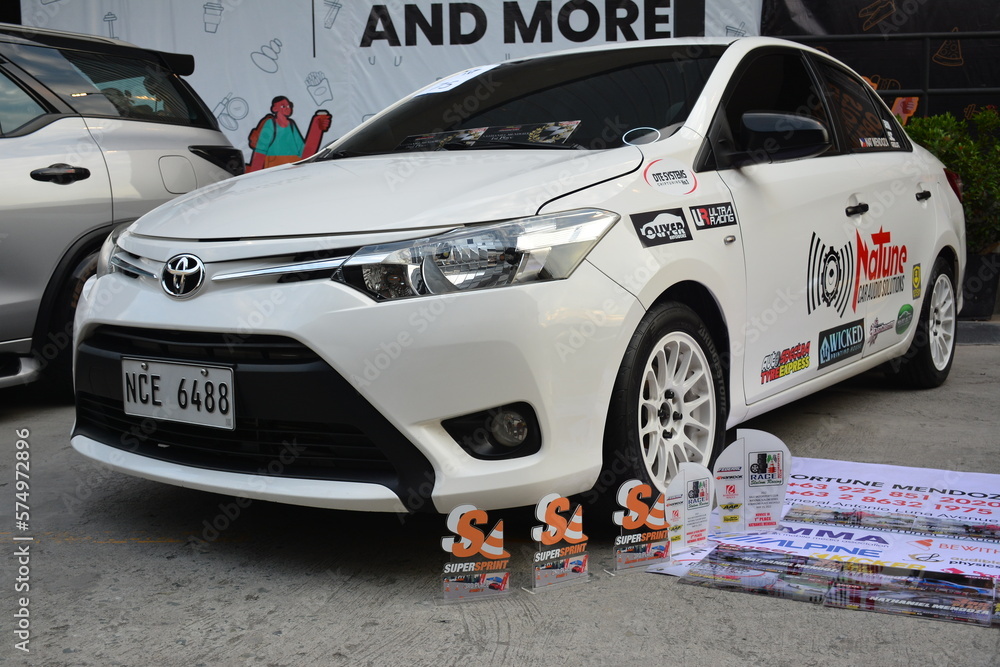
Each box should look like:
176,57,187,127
490,409,528,448
442,402,541,460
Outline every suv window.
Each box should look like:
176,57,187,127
12,44,213,128
815,60,908,153
0,69,46,134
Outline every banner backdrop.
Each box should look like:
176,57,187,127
20,0,761,160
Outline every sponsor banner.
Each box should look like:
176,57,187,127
679,543,997,626
528,493,590,590
441,504,511,601
712,457,1000,581
712,429,790,533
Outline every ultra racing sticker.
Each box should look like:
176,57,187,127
689,202,738,230
630,209,692,246
642,158,697,196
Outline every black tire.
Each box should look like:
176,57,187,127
885,255,957,388
597,302,728,499
36,250,98,391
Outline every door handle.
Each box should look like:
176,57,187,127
916,190,932,201
845,203,869,217
30,163,91,185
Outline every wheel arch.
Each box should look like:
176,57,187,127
30,222,117,351
651,280,732,418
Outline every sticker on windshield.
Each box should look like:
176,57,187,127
416,64,499,96
397,121,581,151
630,209,692,246
643,158,697,195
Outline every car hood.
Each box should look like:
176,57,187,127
133,148,644,241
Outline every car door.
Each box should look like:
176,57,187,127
811,59,934,357
704,48,868,405
0,68,111,349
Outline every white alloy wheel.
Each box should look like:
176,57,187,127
928,271,956,371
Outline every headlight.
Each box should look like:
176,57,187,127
335,209,619,300
95,223,132,278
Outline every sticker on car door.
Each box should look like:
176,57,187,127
630,209,693,246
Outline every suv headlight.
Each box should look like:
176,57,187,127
335,209,619,300
95,223,132,278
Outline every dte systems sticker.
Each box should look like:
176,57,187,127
690,202,738,229
643,158,697,195
630,209,692,246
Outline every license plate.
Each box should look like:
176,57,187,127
122,358,235,430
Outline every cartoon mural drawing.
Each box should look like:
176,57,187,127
246,96,332,171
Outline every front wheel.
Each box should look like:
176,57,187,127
886,255,957,388
601,302,727,496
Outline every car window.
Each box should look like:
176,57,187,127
814,60,909,153
322,45,727,156
722,51,831,153
11,44,213,128
0,69,46,135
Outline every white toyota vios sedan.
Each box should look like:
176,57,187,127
72,37,964,514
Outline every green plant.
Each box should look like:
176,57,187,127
905,108,1000,254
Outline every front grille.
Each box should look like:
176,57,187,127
74,326,436,509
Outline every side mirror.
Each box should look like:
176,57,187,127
731,112,831,166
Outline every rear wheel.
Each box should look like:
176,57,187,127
600,302,727,497
886,256,956,388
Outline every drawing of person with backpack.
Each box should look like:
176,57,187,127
246,95,332,171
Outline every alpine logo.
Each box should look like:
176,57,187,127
807,233,853,316
853,227,907,311
630,209,692,246
818,319,865,369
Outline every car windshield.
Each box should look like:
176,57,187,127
319,43,727,157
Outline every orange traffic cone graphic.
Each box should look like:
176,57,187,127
481,520,511,559
647,493,668,529
564,505,588,544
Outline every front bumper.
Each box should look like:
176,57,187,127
72,259,643,512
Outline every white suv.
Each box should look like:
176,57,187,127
0,23,242,389
71,37,964,513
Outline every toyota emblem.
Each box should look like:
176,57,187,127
162,254,205,298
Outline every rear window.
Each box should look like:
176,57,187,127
12,44,213,128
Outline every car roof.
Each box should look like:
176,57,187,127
0,21,195,76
